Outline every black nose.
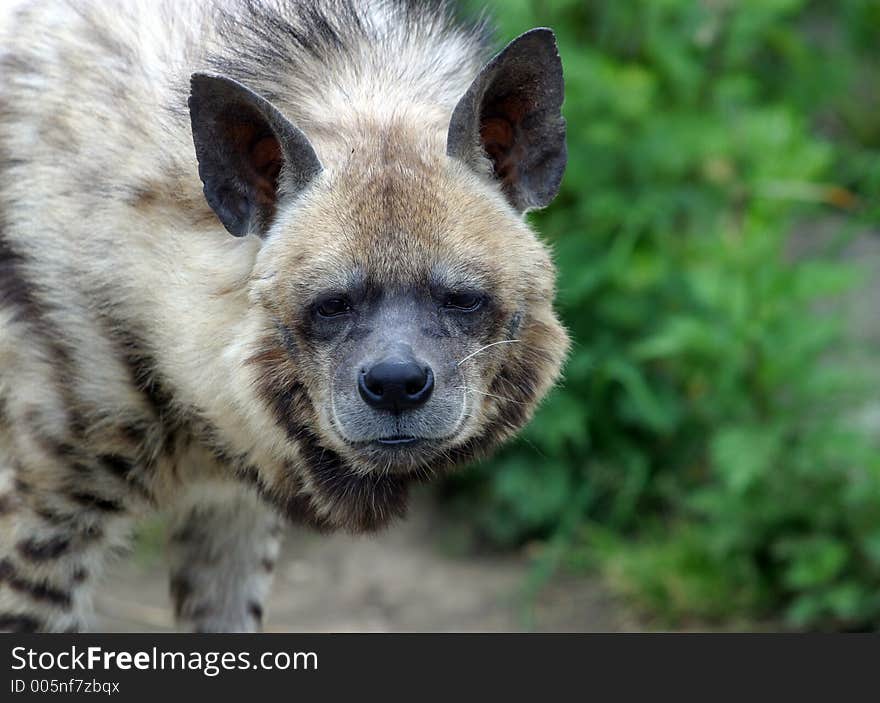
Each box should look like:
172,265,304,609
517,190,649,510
358,357,434,411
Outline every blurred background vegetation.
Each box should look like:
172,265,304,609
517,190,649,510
440,0,880,630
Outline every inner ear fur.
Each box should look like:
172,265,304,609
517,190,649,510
189,73,322,237
447,28,567,213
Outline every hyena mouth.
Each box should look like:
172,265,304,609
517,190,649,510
348,434,449,473
375,435,418,446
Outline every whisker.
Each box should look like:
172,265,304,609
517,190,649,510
455,385,526,405
456,339,521,366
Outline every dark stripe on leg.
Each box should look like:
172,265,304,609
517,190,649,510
0,613,43,632
0,558,72,607
169,574,193,618
68,492,124,513
0,228,36,321
17,534,70,561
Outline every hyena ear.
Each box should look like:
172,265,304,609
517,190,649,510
188,73,323,237
447,28,566,214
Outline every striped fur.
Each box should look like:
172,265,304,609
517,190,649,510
0,0,568,632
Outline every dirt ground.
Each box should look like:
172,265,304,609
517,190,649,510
94,498,629,632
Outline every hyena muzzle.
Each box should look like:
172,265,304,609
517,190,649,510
0,0,569,632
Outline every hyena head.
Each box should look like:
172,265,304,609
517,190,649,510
188,29,569,530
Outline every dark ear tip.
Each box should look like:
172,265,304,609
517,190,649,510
524,27,557,40
507,28,563,72
519,27,559,50
189,72,221,96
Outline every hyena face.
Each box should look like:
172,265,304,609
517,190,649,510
251,155,567,478
189,29,569,522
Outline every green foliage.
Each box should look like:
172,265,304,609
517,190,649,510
442,0,880,629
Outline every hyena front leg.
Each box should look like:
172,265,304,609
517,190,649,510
0,461,134,632
167,482,283,633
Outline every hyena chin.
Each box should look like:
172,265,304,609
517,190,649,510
0,0,568,632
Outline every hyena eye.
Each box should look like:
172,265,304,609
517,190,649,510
442,292,484,312
316,297,352,318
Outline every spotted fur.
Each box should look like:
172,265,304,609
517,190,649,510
0,0,568,632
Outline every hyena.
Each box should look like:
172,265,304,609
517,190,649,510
0,0,568,632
